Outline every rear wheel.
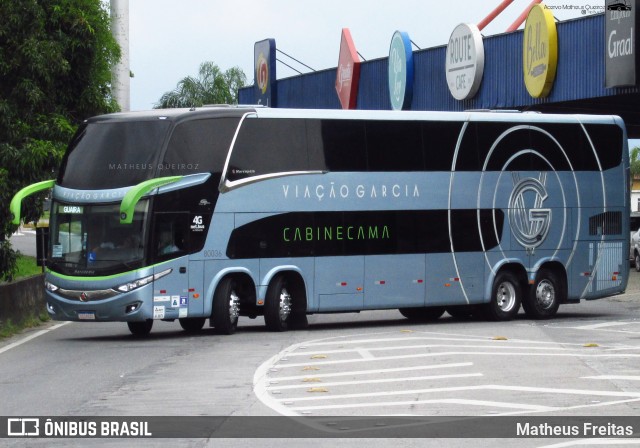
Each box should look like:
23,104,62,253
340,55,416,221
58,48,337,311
399,307,445,321
211,278,240,335
127,320,153,336
264,275,293,332
635,253,640,272
179,317,206,333
523,269,561,319
484,271,521,321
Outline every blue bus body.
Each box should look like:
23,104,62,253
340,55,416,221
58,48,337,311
12,107,629,335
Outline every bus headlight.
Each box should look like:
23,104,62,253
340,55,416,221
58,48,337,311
116,268,172,293
45,281,59,292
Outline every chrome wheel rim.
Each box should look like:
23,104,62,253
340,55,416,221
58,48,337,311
279,288,292,322
535,280,555,310
229,290,240,321
496,282,516,312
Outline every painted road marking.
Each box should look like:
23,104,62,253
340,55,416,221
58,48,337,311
255,330,640,418
267,373,483,391
0,321,70,356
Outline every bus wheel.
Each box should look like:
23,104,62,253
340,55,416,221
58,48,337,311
212,278,240,335
179,317,206,333
484,271,521,321
128,320,153,336
523,269,561,319
399,307,445,321
264,275,292,332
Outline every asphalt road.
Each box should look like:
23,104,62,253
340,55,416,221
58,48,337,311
1,272,640,447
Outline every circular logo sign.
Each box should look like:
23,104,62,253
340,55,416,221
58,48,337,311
523,3,558,98
256,53,269,95
445,23,485,100
388,31,414,110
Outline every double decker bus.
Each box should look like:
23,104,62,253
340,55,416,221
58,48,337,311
10,106,629,335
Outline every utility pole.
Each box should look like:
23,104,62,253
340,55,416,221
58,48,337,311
110,0,130,111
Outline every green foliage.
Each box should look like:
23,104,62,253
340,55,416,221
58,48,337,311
155,61,247,108
0,0,120,280
630,146,640,177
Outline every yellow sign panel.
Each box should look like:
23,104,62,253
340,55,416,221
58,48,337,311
523,3,558,98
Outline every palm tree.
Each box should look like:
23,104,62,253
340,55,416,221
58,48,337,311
155,61,246,108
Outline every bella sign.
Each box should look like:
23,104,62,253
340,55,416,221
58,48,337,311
523,3,558,98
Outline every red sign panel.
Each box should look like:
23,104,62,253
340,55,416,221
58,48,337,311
335,28,361,110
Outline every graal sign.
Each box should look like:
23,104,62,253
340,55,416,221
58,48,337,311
606,0,637,87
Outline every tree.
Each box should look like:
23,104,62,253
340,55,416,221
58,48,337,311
155,62,247,108
631,146,640,177
0,0,120,281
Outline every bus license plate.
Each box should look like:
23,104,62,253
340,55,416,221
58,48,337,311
78,311,96,320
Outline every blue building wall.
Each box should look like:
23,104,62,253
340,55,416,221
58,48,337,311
239,14,639,111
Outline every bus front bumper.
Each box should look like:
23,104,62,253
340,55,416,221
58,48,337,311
45,285,154,322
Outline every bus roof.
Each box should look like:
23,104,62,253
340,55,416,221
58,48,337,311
84,106,623,128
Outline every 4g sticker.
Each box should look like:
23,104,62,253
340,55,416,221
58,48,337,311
191,215,205,232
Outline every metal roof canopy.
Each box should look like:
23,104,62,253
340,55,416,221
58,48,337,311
239,14,640,138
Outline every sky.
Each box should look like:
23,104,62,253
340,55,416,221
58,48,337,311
128,0,597,111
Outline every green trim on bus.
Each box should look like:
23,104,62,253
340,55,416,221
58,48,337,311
119,176,182,224
46,258,174,282
10,179,55,225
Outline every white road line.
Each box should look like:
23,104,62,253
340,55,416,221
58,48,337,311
267,372,483,391
581,375,640,381
277,384,640,404
267,362,474,382
574,321,635,330
0,321,70,355
289,398,554,413
274,351,640,368
286,343,569,357
355,348,374,359
299,335,573,347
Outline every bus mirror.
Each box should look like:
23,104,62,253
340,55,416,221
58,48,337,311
119,176,182,224
9,179,55,225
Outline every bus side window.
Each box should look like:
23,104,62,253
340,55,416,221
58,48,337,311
153,212,190,261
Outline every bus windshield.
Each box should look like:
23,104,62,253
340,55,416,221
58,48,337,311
48,200,149,276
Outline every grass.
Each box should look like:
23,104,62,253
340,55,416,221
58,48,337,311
15,254,43,279
0,311,50,340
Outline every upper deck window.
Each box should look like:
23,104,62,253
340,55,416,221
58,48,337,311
58,120,171,189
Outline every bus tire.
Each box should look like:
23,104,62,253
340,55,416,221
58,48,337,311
264,275,292,332
484,271,521,321
128,320,153,336
212,277,240,335
179,317,206,333
399,307,445,321
523,269,561,319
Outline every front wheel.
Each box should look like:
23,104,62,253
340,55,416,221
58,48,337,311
127,320,153,336
635,253,640,273
484,271,521,321
523,269,561,319
211,278,240,335
264,275,293,332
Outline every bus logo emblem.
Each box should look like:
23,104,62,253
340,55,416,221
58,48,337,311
508,173,552,251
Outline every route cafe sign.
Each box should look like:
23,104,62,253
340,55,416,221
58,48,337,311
606,0,638,87
445,23,485,100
